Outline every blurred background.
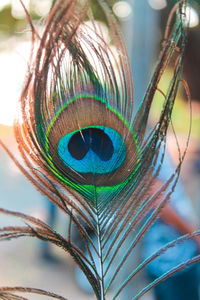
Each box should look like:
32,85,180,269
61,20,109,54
0,0,200,299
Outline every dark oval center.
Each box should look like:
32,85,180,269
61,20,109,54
68,128,114,161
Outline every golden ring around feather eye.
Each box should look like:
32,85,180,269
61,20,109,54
45,95,140,187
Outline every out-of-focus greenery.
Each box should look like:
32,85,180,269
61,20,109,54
150,68,200,141
0,0,118,38
0,4,39,37
0,7,18,35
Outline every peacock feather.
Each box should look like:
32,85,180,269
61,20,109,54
0,0,200,299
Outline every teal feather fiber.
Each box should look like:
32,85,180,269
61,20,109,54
0,0,200,299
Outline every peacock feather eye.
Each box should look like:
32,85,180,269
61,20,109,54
58,126,126,174
45,95,141,190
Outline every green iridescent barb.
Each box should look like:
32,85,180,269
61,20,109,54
0,1,198,299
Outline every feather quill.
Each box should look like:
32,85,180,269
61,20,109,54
0,0,199,299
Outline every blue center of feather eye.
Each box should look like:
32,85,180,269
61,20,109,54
57,126,126,174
